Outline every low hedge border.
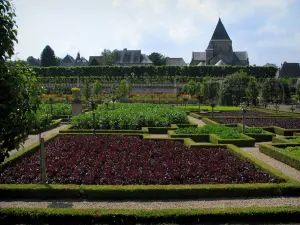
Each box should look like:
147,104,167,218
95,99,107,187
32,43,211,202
259,143,300,171
209,133,255,147
206,117,300,136
30,120,61,135
168,130,255,147
272,136,298,144
1,207,300,224
294,132,300,136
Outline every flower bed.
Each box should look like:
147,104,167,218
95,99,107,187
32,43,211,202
0,135,279,185
212,118,300,129
71,103,188,129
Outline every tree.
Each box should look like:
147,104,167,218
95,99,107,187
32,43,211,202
27,56,39,66
203,79,220,105
0,0,17,62
246,79,259,106
89,58,99,66
93,80,102,101
101,49,117,65
40,45,57,67
1,1,42,163
296,82,300,101
148,52,166,66
83,79,91,101
220,71,252,105
117,79,130,101
262,79,284,104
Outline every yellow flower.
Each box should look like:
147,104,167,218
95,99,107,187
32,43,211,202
72,87,80,92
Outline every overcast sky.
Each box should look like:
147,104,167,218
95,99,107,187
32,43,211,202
13,0,300,66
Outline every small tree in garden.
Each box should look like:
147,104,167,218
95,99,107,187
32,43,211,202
194,82,203,112
93,80,102,102
262,79,283,104
117,79,130,101
274,98,280,114
296,82,300,102
246,79,259,106
83,79,91,101
203,78,220,105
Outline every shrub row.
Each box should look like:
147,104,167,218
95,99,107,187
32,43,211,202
1,207,300,224
33,65,277,78
259,143,300,171
30,120,61,135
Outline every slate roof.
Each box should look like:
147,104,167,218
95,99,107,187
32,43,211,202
61,54,75,64
215,59,227,66
192,52,206,61
197,62,205,66
233,51,248,61
277,62,300,78
141,54,153,64
116,49,152,64
210,18,231,40
89,56,104,64
166,58,186,66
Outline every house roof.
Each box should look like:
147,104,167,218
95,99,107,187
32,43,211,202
89,56,104,64
215,59,227,66
233,51,248,61
210,18,231,40
278,62,300,78
197,62,205,66
140,54,153,64
117,49,141,64
61,54,75,64
166,58,186,66
192,52,206,61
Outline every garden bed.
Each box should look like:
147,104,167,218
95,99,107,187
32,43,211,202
199,110,274,117
259,143,300,171
0,135,277,185
71,103,188,130
212,118,300,129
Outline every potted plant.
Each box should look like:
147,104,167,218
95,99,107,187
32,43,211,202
72,87,81,102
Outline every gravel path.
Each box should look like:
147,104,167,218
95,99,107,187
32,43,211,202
9,124,70,156
1,197,300,209
241,143,300,182
149,134,169,139
188,116,206,127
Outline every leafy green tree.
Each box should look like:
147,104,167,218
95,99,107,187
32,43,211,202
296,82,300,101
101,49,117,65
117,79,130,101
40,45,57,67
93,80,102,101
148,52,166,65
89,58,99,66
27,56,39,66
0,0,17,62
246,79,259,106
262,79,284,103
83,79,91,101
0,0,42,162
279,78,291,103
203,79,220,104
220,71,252,105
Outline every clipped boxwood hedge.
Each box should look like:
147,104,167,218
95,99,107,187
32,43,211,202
1,207,300,224
30,120,61,134
259,143,300,171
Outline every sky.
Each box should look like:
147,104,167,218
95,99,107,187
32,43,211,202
12,0,300,66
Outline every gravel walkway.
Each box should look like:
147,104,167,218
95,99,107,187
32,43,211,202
149,134,169,139
9,124,70,156
1,197,300,209
188,116,206,127
241,144,300,182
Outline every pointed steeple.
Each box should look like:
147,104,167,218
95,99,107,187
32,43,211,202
210,18,231,40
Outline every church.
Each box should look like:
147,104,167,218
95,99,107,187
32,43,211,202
190,18,249,66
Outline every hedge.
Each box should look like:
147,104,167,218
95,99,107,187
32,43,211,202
33,65,277,79
209,133,255,147
272,136,297,144
1,207,300,224
30,119,61,135
259,143,300,171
